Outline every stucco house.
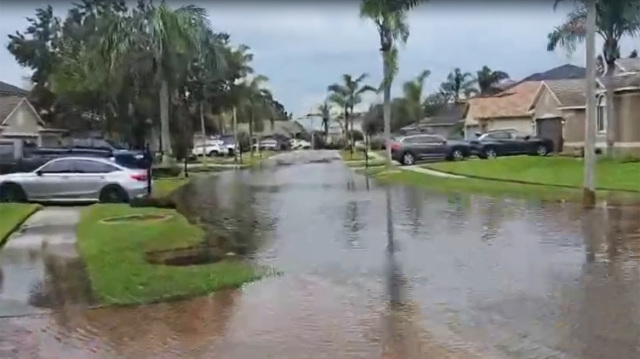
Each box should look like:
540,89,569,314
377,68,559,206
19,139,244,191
463,81,540,139
0,95,67,146
399,102,468,138
528,75,640,155
237,119,306,139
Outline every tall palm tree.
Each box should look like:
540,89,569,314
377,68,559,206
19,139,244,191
237,75,271,156
547,0,640,153
476,66,510,96
327,73,376,152
440,68,477,101
314,101,332,136
360,0,428,166
101,2,214,165
402,69,430,131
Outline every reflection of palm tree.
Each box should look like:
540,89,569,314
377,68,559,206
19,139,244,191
480,198,504,242
343,201,361,247
403,187,423,235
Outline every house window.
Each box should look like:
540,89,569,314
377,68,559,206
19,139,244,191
596,95,606,133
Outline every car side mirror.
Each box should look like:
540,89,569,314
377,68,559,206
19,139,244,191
475,132,481,137
35,170,43,176
524,135,531,140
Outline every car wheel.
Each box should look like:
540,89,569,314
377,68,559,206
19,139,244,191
0,183,27,203
401,152,415,166
208,150,219,157
449,149,465,161
99,185,129,203
483,148,497,159
536,145,549,156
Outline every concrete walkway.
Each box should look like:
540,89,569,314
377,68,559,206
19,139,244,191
399,165,466,178
0,207,91,317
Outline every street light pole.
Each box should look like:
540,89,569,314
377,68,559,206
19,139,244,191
583,0,597,208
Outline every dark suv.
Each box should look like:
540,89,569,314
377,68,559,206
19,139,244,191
390,134,472,165
468,130,554,159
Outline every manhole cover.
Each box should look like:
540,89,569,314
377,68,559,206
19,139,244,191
100,214,173,224
146,246,231,266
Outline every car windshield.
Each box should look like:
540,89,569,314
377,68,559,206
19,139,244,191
104,139,127,150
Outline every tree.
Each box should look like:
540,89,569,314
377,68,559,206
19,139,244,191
547,0,640,154
316,101,332,136
475,66,510,96
235,75,272,156
360,0,428,167
100,2,218,164
422,92,448,117
440,68,477,101
327,73,376,152
402,69,430,131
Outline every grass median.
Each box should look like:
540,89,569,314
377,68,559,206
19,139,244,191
77,204,263,305
423,156,640,193
0,203,40,247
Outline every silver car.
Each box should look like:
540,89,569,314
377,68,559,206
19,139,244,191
0,157,150,203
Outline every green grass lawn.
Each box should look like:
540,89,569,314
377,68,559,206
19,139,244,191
152,177,190,198
77,204,263,305
362,167,639,202
340,149,366,161
0,204,40,247
423,156,640,192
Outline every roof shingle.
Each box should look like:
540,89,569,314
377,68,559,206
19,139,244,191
0,96,24,123
0,81,28,97
467,81,540,119
544,79,596,107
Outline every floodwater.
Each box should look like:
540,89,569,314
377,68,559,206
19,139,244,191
1,150,640,358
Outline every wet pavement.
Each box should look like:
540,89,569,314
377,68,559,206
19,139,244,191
1,150,640,358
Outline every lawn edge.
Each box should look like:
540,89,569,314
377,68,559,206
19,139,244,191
421,163,640,194
0,204,41,248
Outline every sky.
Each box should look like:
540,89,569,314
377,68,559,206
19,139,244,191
1,1,637,124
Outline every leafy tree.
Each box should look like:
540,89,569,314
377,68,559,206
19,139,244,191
402,69,430,130
547,0,640,152
440,68,477,101
475,66,510,96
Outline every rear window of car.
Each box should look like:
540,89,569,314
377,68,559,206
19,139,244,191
113,154,148,169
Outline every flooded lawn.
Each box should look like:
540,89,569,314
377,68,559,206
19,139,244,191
1,150,639,358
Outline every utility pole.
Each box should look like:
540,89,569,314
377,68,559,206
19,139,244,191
583,0,597,208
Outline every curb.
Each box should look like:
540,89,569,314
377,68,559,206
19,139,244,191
0,204,41,248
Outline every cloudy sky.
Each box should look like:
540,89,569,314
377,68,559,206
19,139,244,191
1,1,637,120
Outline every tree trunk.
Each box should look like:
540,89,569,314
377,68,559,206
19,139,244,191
349,107,354,156
200,101,207,161
159,79,172,165
233,106,240,164
249,108,254,157
383,55,392,168
605,63,616,155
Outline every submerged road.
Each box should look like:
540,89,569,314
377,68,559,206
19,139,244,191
1,150,639,358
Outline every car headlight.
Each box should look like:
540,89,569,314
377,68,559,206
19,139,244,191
135,154,143,159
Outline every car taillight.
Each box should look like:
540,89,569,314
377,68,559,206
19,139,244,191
130,172,147,181
390,142,400,151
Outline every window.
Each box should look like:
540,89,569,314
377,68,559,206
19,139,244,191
0,143,15,161
487,131,512,140
417,135,444,144
72,139,93,148
596,96,607,133
38,159,75,173
73,159,120,174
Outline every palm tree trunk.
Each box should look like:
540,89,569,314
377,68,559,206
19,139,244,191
159,79,172,165
200,101,207,162
249,109,254,157
349,108,354,156
383,58,392,168
605,64,616,155
233,106,240,164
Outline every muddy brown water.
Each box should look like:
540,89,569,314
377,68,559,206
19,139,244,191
1,150,640,358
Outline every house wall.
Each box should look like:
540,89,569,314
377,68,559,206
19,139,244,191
532,87,562,118
2,102,40,135
564,92,640,155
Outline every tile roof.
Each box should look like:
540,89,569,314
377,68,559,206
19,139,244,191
602,73,640,91
467,81,540,119
420,102,468,126
0,81,29,97
0,96,24,123
521,64,586,82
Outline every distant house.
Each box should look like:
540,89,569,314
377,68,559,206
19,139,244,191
0,81,30,97
0,95,67,146
498,64,587,93
464,81,540,139
529,75,640,155
237,119,306,139
398,102,468,138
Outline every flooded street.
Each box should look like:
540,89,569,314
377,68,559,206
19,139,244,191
2,150,640,358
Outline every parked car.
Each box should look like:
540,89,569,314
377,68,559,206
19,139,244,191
253,139,278,151
70,138,144,158
390,134,472,165
192,136,237,157
0,139,149,174
291,139,311,150
469,129,554,159
0,156,149,203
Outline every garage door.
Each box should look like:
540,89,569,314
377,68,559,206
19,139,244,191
536,117,563,152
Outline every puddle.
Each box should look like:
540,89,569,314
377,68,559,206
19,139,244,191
100,214,173,224
145,246,228,266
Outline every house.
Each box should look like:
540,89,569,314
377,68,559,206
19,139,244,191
0,95,67,146
528,75,640,155
398,102,468,138
237,119,306,139
0,81,30,97
464,81,540,139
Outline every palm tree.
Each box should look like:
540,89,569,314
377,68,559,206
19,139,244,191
402,69,430,131
101,2,214,165
440,68,477,101
327,73,376,152
547,0,640,153
360,0,428,167
237,75,271,156
476,66,510,96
